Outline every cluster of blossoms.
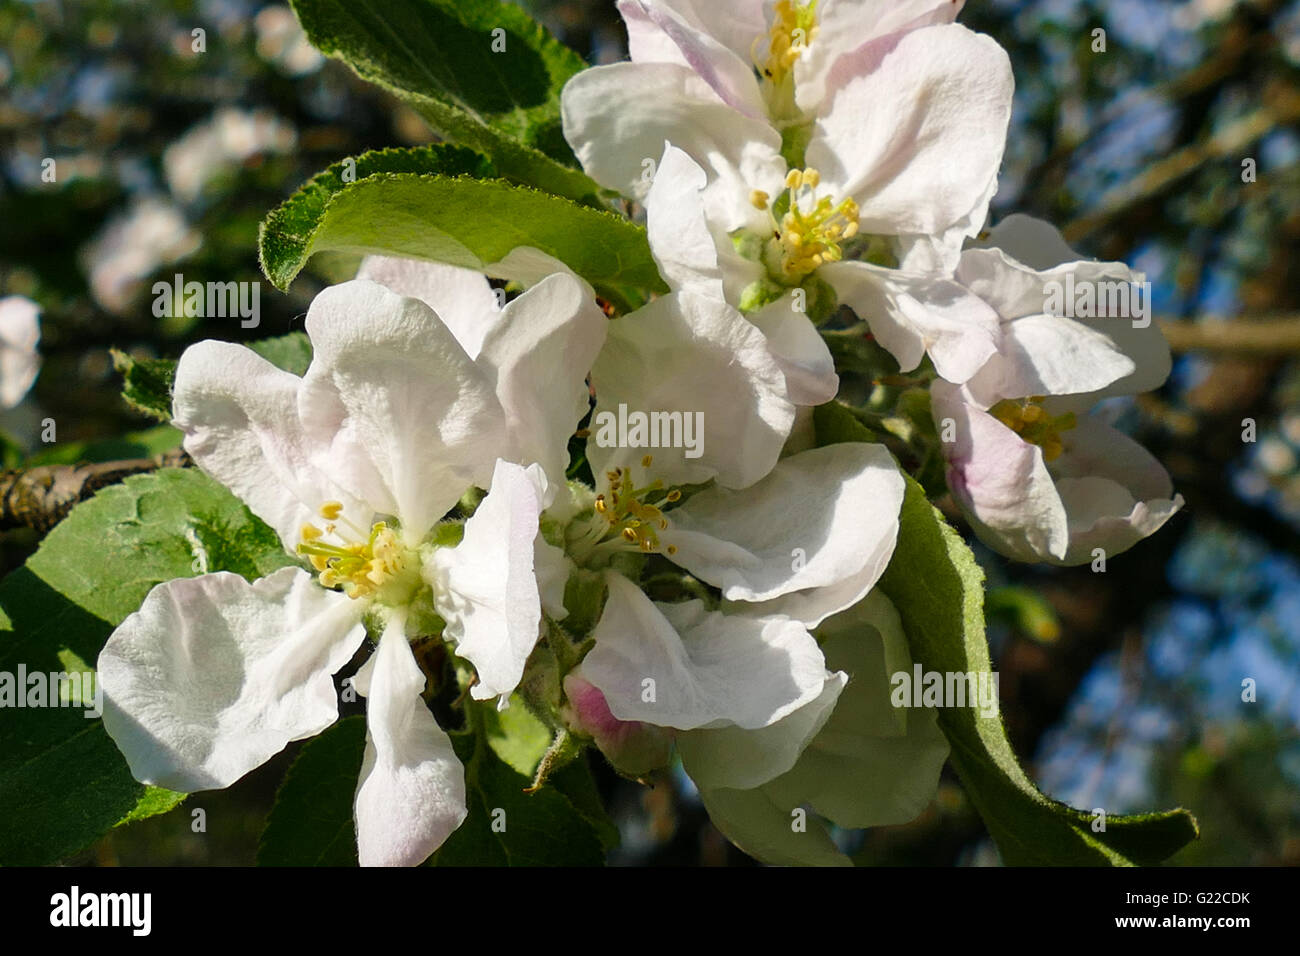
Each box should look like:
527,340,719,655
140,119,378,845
98,0,1182,865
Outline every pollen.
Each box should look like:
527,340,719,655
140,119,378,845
297,505,419,602
764,166,860,284
755,0,819,85
595,458,683,555
989,397,1077,463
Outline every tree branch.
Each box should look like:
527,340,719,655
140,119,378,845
0,451,189,533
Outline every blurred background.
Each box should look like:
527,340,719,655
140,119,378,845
1,0,1297,865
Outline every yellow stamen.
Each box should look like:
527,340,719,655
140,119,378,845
319,501,343,520
989,398,1077,463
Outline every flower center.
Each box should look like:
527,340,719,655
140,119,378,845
989,398,1077,463
595,456,681,557
749,167,859,287
297,501,421,603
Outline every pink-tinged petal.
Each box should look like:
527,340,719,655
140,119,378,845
98,568,367,792
298,279,506,541
824,260,1000,382
808,24,1012,242
354,615,467,866
562,669,674,776
933,381,1070,562
619,0,766,117
584,574,827,730
428,460,546,706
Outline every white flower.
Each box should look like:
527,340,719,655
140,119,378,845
680,591,949,866
931,216,1184,565
99,270,604,865
571,442,906,776
562,1,1013,272
0,296,41,408
643,143,1004,394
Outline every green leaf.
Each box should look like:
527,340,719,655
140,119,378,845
113,332,314,423
259,171,666,306
874,474,1198,866
288,0,597,200
258,715,367,866
429,721,611,866
0,468,296,865
112,349,176,422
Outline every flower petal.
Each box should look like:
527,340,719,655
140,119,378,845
0,295,40,408
298,279,505,540
677,670,845,791
356,255,502,359
98,567,367,792
746,293,840,406
620,0,766,117
475,273,607,498
933,381,1070,562
354,613,467,866
589,290,795,489
823,259,1001,382
795,0,964,112
807,24,1012,241
584,573,827,730
561,62,787,212
173,340,356,550
428,460,546,705
764,591,949,827
666,443,903,624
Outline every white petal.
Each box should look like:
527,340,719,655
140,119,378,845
978,213,1082,270
794,0,964,113
428,460,546,704
298,279,506,540
746,293,840,406
356,255,502,359
98,568,367,792
666,443,903,624
354,614,467,866
823,260,1001,382
0,295,40,408
589,290,794,489
677,671,845,791
964,313,1137,407
173,340,357,550
807,24,1012,242
584,574,827,730
561,62,787,211
475,273,607,498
